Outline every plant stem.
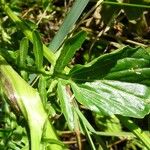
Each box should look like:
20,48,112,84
102,1,150,9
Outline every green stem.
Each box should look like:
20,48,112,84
102,1,150,9
118,116,150,149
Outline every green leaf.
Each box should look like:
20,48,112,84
18,37,29,80
69,47,150,83
71,80,150,118
57,80,75,130
48,0,90,52
0,55,63,150
54,31,87,73
2,4,56,65
118,116,150,149
104,47,150,85
75,107,107,149
79,118,96,150
75,107,95,133
32,30,43,70
69,46,134,81
19,37,29,67
38,75,47,106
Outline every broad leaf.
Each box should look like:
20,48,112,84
54,31,86,73
57,80,75,130
104,47,150,84
69,47,150,84
71,80,150,118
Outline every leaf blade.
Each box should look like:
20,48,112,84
57,80,75,130
0,55,62,150
48,0,90,52
54,31,86,73
71,80,150,118
32,31,43,70
69,46,150,84
19,37,29,68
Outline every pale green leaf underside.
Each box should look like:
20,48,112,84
71,80,150,118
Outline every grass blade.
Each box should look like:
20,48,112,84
0,55,63,150
102,1,150,9
32,30,43,70
119,116,150,149
19,37,29,68
48,0,90,52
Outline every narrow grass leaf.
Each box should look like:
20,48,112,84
57,80,75,130
32,30,43,70
75,107,95,132
75,107,108,149
48,0,90,52
102,1,150,9
77,112,96,150
38,75,47,106
19,37,29,68
54,31,86,73
119,116,150,149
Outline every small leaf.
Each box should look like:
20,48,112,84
57,80,75,130
38,75,47,106
54,31,87,73
71,80,150,118
18,37,29,80
32,30,43,70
